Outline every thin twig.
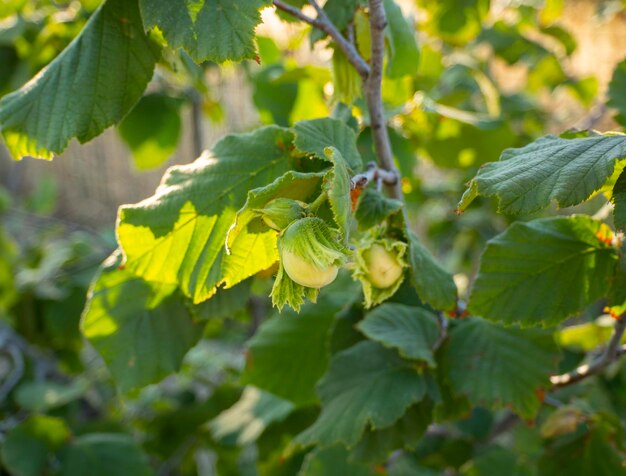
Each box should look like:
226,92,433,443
272,0,370,78
351,162,398,190
550,314,626,389
365,0,403,201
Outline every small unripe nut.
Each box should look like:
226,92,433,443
281,249,339,288
278,217,349,289
362,243,404,289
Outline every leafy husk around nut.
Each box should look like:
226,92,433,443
270,217,350,311
353,238,408,308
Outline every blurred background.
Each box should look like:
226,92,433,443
2,0,626,474
2,0,625,228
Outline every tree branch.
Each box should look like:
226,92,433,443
366,0,403,201
550,314,626,389
272,0,370,78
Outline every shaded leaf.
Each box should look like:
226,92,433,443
612,168,626,231
58,434,153,476
0,0,160,160
354,188,403,230
357,303,440,366
81,253,203,392
443,317,559,418
295,340,428,447
299,445,377,476
469,216,618,327
242,290,345,405
406,231,457,312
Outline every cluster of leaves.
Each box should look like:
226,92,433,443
3,0,626,475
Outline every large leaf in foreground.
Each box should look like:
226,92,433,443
139,0,271,63
443,318,559,418
0,0,160,160
357,303,440,366
81,253,202,392
118,126,294,303
295,341,428,447
469,216,618,326
458,134,626,214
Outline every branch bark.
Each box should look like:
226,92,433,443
365,0,403,201
272,0,370,78
550,314,626,389
273,0,403,202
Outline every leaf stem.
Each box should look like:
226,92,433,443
365,0,403,201
307,191,328,213
550,313,626,389
272,0,370,78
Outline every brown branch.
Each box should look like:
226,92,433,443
351,162,398,190
272,0,370,78
365,0,403,201
550,314,626,389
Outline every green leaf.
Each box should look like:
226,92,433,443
462,446,533,476
458,134,626,214
406,231,457,312
299,445,377,476
354,188,403,230
469,216,618,327
294,118,363,172
1,416,70,476
323,147,352,236
139,0,271,63
209,386,294,446
538,426,626,476
350,400,434,464
58,434,154,476
252,65,299,126
118,93,182,170
81,253,203,392
0,0,160,160
190,281,251,320
117,126,294,304
384,0,420,78
443,317,559,418
226,170,324,250
242,290,344,405
357,303,440,366
15,380,87,412
612,168,626,231
295,340,428,447
608,58,626,126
